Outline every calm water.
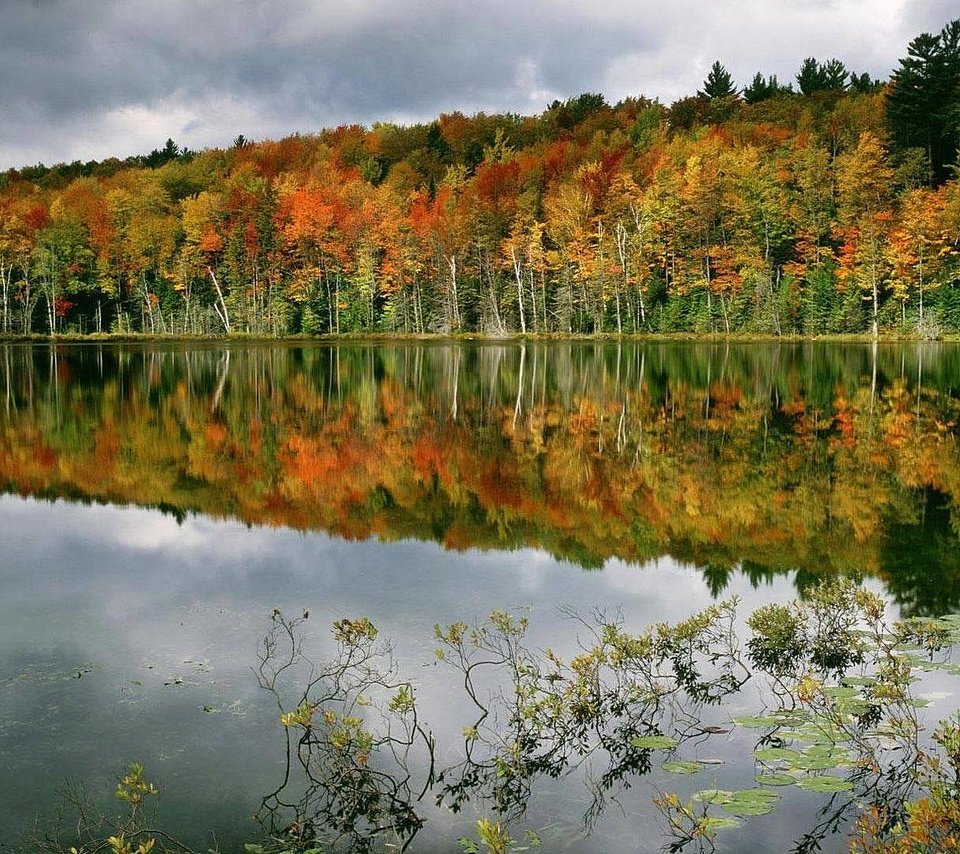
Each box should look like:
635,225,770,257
2,340,959,852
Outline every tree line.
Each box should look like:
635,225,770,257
1,20,959,338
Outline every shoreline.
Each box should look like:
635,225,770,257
0,331,956,345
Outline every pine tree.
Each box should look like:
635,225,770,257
743,73,791,104
699,62,737,99
796,58,827,94
887,19,960,184
796,58,848,94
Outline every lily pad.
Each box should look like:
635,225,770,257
732,715,781,729
823,686,859,699
631,735,678,750
797,775,854,793
755,772,796,786
755,747,802,763
700,816,742,832
791,756,836,772
693,789,734,805
662,759,704,774
722,800,777,817
718,788,780,817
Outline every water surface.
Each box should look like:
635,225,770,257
2,340,959,851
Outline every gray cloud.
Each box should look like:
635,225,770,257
0,0,952,169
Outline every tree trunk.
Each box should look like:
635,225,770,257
447,254,460,332
206,266,231,333
510,246,526,334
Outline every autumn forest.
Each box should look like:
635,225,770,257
1,20,960,340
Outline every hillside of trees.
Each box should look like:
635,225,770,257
1,20,959,338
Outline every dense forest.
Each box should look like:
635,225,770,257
1,21,959,338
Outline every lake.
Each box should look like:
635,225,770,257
2,340,959,852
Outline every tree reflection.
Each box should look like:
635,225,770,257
253,611,434,852
250,585,960,853
3,341,960,613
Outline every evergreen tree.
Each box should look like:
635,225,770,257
887,19,960,184
849,72,882,94
699,61,737,99
743,73,791,104
796,58,848,94
821,58,849,90
796,58,827,94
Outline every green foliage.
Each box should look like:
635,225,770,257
699,62,738,100
743,72,792,104
458,820,542,854
796,57,849,94
887,19,960,183
114,763,158,809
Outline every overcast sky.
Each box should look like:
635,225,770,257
0,0,956,170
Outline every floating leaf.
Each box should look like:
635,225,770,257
791,756,836,772
823,686,859,699
733,789,780,802
722,800,777,816
719,789,780,817
776,729,813,742
755,773,796,786
631,735,678,750
835,698,872,716
804,745,850,763
755,747,802,763
797,775,854,793
700,816,741,831
662,760,704,774
693,789,734,805
732,715,780,729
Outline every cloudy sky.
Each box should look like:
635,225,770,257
0,0,955,170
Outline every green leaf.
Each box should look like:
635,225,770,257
791,756,836,771
693,789,734,804
700,815,742,831
823,686,859,699
719,788,780,816
841,676,877,687
776,729,813,742
732,715,781,728
835,698,872,716
797,775,854,793
755,747,802,762
631,735,679,749
731,788,780,802
722,800,777,816
662,759,704,774
755,772,796,786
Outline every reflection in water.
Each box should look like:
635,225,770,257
241,589,960,854
2,341,960,613
254,613,435,852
